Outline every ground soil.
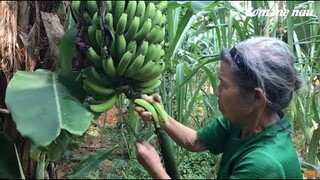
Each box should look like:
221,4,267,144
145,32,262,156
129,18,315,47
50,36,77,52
55,107,120,179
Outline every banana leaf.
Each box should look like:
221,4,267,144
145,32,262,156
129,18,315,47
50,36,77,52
66,145,118,178
5,69,94,148
0,133,24,179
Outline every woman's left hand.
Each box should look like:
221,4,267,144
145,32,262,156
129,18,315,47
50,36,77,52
135,141,170,179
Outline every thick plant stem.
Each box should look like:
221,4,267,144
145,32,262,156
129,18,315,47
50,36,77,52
155,128,180,179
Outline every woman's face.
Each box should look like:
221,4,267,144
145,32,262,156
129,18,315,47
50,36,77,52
216,61,254,126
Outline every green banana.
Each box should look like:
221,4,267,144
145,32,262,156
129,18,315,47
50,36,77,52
104,13,114,33
145,43,156,63
137,40,149,56
130,60,156,80
124,54,145,78
149,44,164,61
135,80,162,95
153,27,165,44
87,25,100,52
90,66,111,85
116,51,133,76
86,46,102,68
115,13,127,35
152,101,169,126
156,1,168,12
106,0,113,13
138,75,162,88
95,29,104,48
86,1,99,17
126,41,137,59
70,1,81,22
102,56,117,79
89,93,119,113
135,1,146,19
138,60,165,81
124,16,140,42
125,1,137,30
83,11,92,26
152,9,164,27
117,35,127,61
92,12,102,29
114,1,126,27
146,25,162,44
83,78,116,99
133,98,160,128
133,18,152,43
110,39,117,61
142,2,156,24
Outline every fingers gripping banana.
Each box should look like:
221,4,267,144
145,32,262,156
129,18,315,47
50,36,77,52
133,98,160,128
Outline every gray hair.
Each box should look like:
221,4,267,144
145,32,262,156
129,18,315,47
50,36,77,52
220,37,303,113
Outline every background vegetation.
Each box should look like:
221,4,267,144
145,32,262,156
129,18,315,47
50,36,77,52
0,1,319,179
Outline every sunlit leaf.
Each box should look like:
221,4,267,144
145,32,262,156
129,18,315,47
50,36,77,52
5,70,94,148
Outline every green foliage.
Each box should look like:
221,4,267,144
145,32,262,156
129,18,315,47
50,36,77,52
178,150,217,179
5,69,94,148
67,145,118,179
0,133,24,179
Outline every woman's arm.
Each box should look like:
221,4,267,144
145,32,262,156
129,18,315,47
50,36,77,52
160,116,207,152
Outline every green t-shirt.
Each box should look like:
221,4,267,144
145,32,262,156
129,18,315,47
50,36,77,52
197,111,303,179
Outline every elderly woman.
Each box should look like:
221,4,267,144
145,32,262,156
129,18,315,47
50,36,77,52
134,37,303,179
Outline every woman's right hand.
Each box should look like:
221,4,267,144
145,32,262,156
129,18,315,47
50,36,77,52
134,94,162,121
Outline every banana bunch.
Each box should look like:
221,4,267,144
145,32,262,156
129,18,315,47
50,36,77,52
70,1,168,114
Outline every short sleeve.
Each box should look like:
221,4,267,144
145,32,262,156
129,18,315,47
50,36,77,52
196,116,230,154
230,150,285,179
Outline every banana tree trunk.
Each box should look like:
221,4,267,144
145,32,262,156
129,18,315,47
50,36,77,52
0,1,66,178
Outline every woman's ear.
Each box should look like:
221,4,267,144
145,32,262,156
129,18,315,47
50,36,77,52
253,87,266,107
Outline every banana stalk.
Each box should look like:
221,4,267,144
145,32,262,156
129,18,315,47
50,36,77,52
155,128,180,179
